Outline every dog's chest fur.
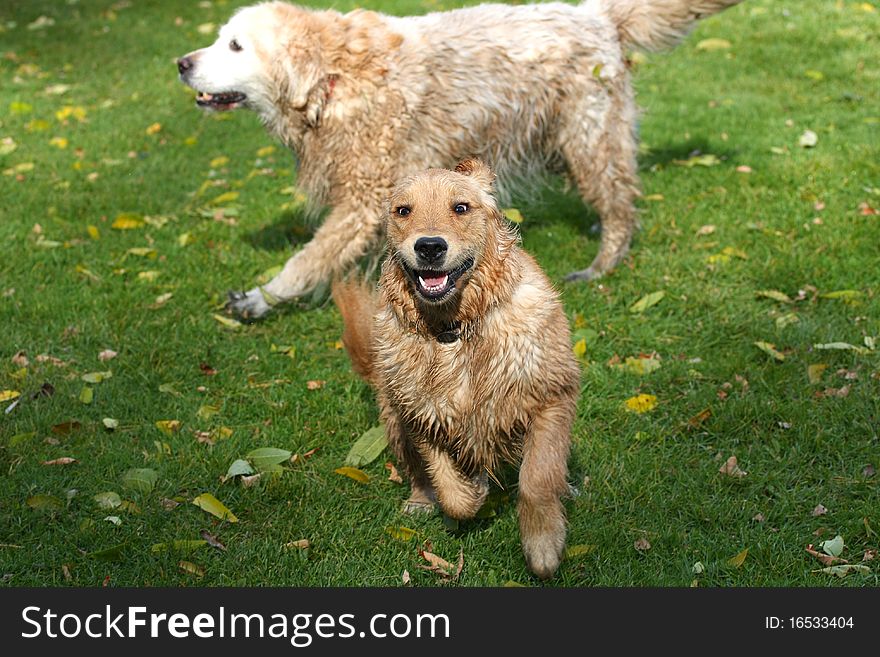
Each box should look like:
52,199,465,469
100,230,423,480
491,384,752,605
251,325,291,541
374,278,566,469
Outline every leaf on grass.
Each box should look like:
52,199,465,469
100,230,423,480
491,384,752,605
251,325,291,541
284,539,311,550
178,560,205,577
246,447,292,471
200,529,227,551
418,546,464,581
79,386,93,404
121,468,158,493
798,130,818,148
51,421,81,435
385,526,417,541
155,420,181,435
192,493,238,523
629,291,665,314
565,544,596,559
811,504,828,517
212,313,242,330
334,466,370,484
572,338,587,360
0,390,21,402
9,431,36,447
696,38,731,51
754,341,785,361
819,289,862,301
344,425,388,467
634,537,651,551
813,342,869,354
104,515,122,526
210,191,239,206
88,543,127,561
806,545,847,567
98,349,117,362
94,492,122,509
624,394,657,413
814,564,870,577
42,457,77,466
775,313,799,329
616,355,661,375
224,459,255,481
719,455,747,477
81,371,112,384
821,535,844,558
197,404,220,421
26,494,64,512
111,213,144,230
727,548,749,568
385,461,403,484
807,364,828,384
756,289,792,304
687,408,712,429
306,379,326,390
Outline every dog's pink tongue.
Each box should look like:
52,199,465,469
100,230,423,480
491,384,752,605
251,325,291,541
423,275,446,288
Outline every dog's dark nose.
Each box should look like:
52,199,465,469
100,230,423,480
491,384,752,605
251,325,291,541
414,237,448,264
177,57,193,75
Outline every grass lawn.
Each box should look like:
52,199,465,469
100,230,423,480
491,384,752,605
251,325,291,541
1,0,878,587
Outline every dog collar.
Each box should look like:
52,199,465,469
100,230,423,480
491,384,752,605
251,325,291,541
435,321,461,344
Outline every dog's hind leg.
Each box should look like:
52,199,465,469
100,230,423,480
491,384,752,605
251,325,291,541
557,85,640,282
518,397,575,579
227,203,385,318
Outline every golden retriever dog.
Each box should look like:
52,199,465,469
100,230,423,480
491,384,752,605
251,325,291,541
332,160,581,579
177,0,742,318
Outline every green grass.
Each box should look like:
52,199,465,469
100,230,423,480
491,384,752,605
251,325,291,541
1,0,878,587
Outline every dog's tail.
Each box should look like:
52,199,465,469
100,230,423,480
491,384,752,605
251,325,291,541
331,278,378,385
599,0,743,52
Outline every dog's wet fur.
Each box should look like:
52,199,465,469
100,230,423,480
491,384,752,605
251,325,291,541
178,0,744,319
333,160,581,579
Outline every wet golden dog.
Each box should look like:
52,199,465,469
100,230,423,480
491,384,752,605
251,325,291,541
177,0,744,319
333,160,581,578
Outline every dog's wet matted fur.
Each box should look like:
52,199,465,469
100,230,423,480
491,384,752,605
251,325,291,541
332,160,581,579
178,0,744,319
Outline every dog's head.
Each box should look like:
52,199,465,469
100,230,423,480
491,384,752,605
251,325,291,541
386,159,506,307
176,3,324,116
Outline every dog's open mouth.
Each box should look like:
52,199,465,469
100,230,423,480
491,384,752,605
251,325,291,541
196,91,247,110
402,257,475,302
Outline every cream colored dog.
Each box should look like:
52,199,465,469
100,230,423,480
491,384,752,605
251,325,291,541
333,160,581,579
178,0,743,317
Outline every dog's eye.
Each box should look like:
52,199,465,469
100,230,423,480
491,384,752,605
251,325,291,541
453,203,468,215
229,39,243,52
396,206,411,217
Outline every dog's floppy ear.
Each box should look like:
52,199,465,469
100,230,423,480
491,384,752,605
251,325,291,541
454,158,495,192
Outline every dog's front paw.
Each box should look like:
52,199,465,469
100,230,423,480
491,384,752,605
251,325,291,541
226,287,273,319
522,532,565,580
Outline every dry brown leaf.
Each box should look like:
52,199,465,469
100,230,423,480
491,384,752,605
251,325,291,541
200,529,227,551
284,539,310,550
863,549,876,562
306,379,326,390
402,569,411,586
634,537,651,551
806,545,848,566
752,513,765,523
62,564,72,582
98,349,118,362
199,362,217,376
417,545,464,581
719,455,747,477
811,504,828,517
36,354,67,367
160,498,180,511
241,474,261,488
194,430,215,446
42,457,77,466
822,385,851,398
12,351,28,367
385,461,403,484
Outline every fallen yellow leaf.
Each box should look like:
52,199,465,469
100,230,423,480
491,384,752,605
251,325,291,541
625,394,657,413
